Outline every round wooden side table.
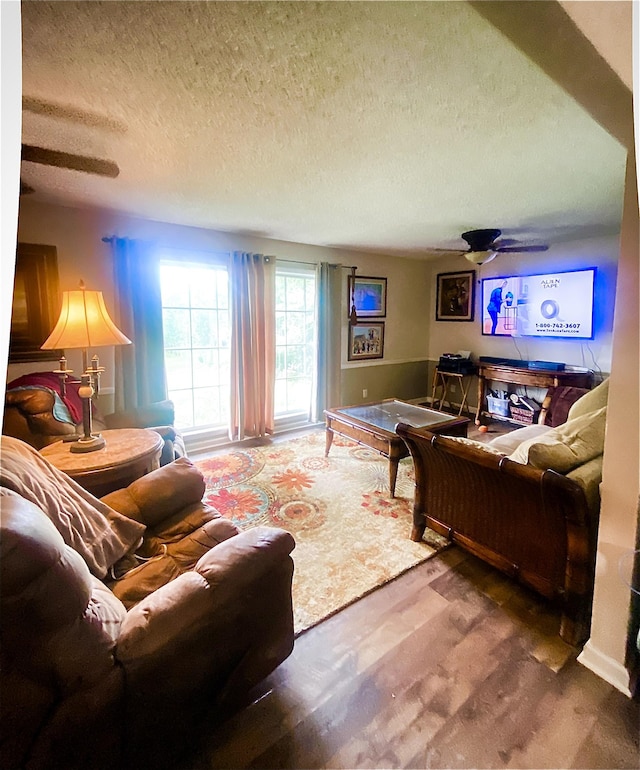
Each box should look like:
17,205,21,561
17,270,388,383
40,428,164,498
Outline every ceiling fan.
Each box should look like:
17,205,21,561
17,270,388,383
20,143,120,190
437,228,549,265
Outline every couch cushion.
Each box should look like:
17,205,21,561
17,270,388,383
566,454,603,517
488,424,551,455
442,435,506,457
508,406,607,472
567,377,609,420
0,436,145,579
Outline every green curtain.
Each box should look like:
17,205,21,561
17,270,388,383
314,262,342,421
107,236,167,411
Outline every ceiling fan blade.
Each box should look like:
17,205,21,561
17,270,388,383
21,144,119,178
495,245,549,253
22,96,128,134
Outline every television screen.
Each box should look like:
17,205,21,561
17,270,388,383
481,268,596,339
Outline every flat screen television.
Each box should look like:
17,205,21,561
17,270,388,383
481,267,596,339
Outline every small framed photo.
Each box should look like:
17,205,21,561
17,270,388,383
435,270,476,322
348,275,387,318
348,321,385,361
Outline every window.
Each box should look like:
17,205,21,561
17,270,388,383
275,263,317,421
160,258,230,432
160,254,318,439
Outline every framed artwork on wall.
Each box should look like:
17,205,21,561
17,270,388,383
9,243,62,363
435,269,476,322
348,321,385,361
348,275,387,318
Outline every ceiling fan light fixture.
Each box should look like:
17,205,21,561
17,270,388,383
465,250,497,266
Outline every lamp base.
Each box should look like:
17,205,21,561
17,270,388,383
70,434,106,453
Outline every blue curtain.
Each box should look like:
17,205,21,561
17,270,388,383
107,237,167,411
314,262,342,421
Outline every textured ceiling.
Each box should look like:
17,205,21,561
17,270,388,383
20,1,630,258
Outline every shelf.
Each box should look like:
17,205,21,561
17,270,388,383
475,362,593,426
481,411,536,427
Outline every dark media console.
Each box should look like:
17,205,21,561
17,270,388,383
475,360,593,425
478,356,566,372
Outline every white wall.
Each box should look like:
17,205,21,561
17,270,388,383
12,199,620,401
337,251,431,368
1,1,22,417
426,235,619,375
12,199,432,390
578,152,639,695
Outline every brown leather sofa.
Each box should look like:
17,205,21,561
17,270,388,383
4,373,185,465
0,435,295,769
396,378,609,647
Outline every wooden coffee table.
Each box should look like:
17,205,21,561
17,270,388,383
324,399,469,497
40,427,164,498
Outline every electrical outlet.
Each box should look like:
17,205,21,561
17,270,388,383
362,388,368,399
450,383,457,393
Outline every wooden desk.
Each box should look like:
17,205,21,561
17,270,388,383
475,363,593,425
324,399,469,498
41,428,164,497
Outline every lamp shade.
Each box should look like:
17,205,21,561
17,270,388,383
41,286,131,350
465,250,497,266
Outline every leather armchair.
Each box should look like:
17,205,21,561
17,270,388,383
0,436,295,769
3,374,185,464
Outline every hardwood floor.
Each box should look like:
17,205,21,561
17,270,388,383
175,547,639,770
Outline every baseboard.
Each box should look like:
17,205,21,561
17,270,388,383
406,395,431,405
577,640,633,697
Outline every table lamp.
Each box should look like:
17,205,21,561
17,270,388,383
41,280,131,453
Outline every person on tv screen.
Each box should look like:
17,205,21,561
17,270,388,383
487,280,508,334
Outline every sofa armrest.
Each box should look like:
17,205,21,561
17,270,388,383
566,454,603,517
4,389,77,448
117,527,295,651
115,527,295,710
5,387,57,416
100,458,205,527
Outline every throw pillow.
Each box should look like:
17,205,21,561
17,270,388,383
0,435,146,579
508,406,607,472
443,435,506,457
488,424,551,455
567,377,609,421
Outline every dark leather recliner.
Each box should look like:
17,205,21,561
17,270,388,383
4,373,185,465
1,435,295,769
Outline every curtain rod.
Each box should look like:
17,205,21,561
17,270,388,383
268,257,358,269
266,256,316,265
101,240,357,271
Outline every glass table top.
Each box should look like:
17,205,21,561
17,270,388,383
337,400,458,433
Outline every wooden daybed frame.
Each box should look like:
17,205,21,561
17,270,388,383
396,423,599,647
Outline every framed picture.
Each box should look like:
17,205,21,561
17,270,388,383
435,270,476,322
9,243,62,363
348,321,385,361
348,275,387,318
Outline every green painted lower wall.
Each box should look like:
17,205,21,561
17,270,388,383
340,360,430,406
340,359,481,409
340,359,604,416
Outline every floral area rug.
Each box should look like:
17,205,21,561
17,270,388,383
194,429,448,635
